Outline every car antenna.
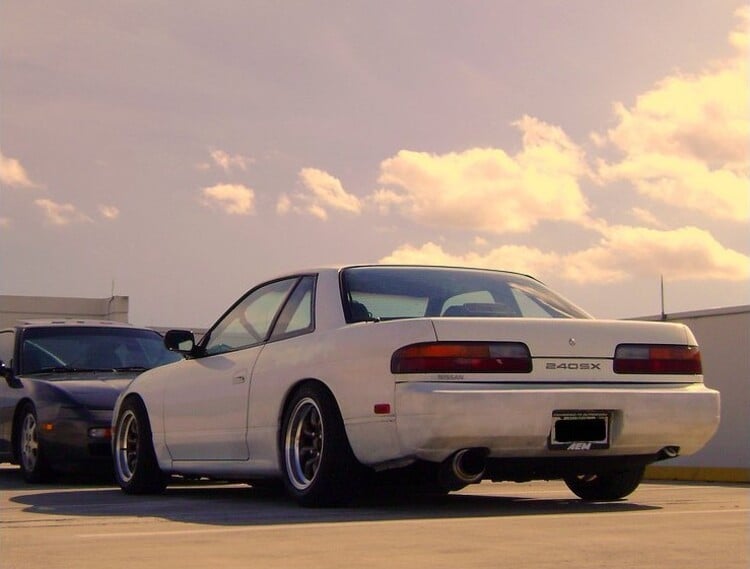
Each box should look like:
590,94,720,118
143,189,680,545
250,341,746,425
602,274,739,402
660,274,667,321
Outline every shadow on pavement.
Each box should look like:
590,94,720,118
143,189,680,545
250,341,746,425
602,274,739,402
2,465,659,527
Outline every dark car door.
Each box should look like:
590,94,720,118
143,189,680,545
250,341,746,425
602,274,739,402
0,329,18,459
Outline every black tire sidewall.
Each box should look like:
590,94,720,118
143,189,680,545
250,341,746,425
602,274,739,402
565,467,645,501
114,397,166,494
280,384,359,507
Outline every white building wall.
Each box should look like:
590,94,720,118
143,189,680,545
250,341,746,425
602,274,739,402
0,295,129,328
639,306,749,481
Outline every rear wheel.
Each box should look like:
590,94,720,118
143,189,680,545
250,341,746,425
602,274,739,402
113,398,167,494
564,467,645,501
281,384,360,507
15,403,53,483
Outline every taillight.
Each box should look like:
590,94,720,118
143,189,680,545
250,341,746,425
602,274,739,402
391,342,532,374
613,344,702,374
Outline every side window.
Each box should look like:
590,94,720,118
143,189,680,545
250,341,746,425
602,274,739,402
204,278,298,356
270,276,315,340
0,331,15,367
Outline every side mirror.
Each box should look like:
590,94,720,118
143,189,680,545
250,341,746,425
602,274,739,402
0,360,21,387
164,330,197,354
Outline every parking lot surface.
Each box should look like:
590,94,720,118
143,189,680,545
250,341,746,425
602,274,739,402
1,464,747,569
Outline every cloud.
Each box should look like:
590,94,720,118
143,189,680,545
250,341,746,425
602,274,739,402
201,183,255,215
381,225,749,284
35,199,92,225
595,7,749,222
0,217,10,229
209,149,252,173
98,205,120,220
630,207,666,228
379,242,563,277
0,150,35,188
562,225,749,283
276,193,292,215
196,149,253,173
278,168,362,220
374,116,591,234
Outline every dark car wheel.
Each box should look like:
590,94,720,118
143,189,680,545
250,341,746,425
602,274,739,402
564,467,645,501
281,384,361,507
113,398,167,494
15,402,53,483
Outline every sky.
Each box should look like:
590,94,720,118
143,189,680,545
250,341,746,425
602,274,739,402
1,1,748,328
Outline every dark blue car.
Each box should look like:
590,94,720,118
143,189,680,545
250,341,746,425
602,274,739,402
0,320,182,482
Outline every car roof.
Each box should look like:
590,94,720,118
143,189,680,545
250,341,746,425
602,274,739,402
269,264,535,280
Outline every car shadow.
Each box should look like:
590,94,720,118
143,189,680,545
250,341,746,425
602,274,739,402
2,466,660,527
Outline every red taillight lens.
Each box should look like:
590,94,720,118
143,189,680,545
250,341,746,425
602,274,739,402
391,342,532,374
613,344,702,374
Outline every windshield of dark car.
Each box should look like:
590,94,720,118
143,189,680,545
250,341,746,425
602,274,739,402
340,266,591,322
20,327,182,376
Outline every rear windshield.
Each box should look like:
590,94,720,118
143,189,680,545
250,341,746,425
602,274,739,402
340,266,590,322
20,326,182,375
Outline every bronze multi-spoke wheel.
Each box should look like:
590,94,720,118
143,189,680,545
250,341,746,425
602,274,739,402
281,384,360,507
285,397,324,491
114,408,140,483
113,398,167,494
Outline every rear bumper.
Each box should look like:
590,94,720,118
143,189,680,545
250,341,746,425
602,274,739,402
394,382,720,463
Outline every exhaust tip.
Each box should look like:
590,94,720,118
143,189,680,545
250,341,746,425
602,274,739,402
439,448,488,490
658,446,681,460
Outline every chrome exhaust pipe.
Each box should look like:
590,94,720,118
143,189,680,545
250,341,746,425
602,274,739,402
439,448,488,490
658,446,681,460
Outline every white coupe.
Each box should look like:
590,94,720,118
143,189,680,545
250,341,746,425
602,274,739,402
112,265,720,506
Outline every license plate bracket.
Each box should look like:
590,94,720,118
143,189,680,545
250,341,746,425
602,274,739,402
549,411,611,450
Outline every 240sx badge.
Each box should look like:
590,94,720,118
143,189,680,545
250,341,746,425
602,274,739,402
546,361,602,370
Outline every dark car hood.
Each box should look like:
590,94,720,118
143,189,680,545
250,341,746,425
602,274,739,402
23,372,139,410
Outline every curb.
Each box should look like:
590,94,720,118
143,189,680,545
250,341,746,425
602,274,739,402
645,466,750,483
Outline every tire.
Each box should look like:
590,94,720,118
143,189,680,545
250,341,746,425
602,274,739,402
113,397,167,494
15,402,53,483
564,467,645,501
281,384,361,507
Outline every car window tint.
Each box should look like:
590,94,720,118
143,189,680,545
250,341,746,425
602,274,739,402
442,291,494,314
204,278,297,355
341,266,590,321
350,292,428,319
270,276,315,339
19,327,181,374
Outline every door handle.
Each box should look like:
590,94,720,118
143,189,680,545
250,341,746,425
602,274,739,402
232,375,246,384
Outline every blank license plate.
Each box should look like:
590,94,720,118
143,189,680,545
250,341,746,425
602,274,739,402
549,411,611,450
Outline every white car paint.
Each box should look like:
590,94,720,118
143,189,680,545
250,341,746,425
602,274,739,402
113,265,720,498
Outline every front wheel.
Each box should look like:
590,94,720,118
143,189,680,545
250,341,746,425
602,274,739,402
281,384,361,507
564,467,645,501
113,398,167,494
15,402,53,483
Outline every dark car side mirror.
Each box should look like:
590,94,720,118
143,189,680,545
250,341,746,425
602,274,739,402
164,330,198,355
0,360,21,387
